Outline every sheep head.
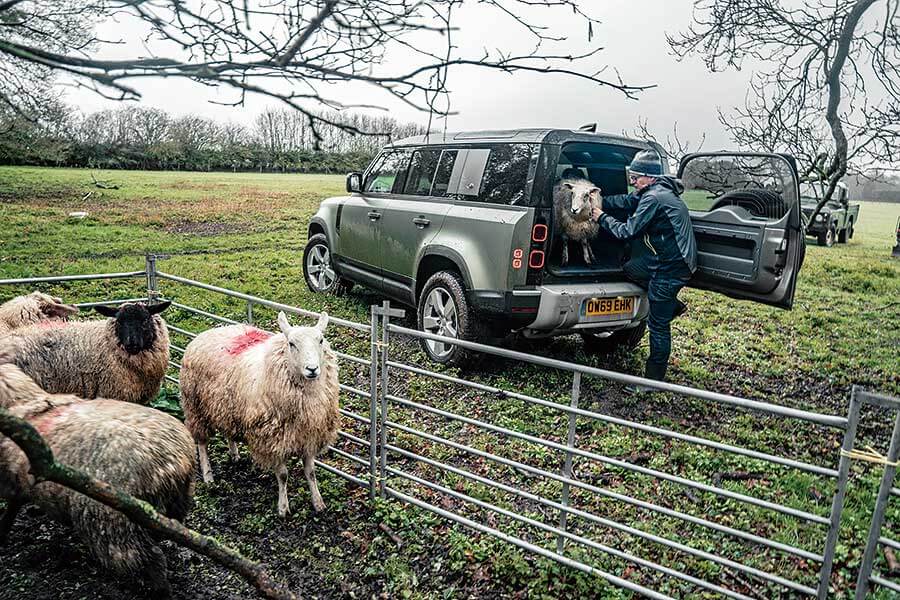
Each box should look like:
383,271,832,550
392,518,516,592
555,179,601,222
95,301,171,355
277,311,330,381
29,292,79,320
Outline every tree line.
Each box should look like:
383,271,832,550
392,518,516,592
0,104,426,173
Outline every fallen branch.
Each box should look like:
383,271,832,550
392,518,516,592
0,407,296,600
378,522,403,548
90,173,119,190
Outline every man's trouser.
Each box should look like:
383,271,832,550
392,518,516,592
624,253,692,381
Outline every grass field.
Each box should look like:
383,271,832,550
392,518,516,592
0,166,898,599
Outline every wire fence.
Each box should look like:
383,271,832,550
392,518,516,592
1,256,898,599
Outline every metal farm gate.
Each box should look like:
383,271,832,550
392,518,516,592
1,255,898,599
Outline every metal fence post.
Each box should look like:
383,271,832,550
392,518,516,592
854,409,900,599
557,371,581,554
379,300,391,500
818,387,863,600
145,254,158,304
246,300,254,325
369,305,379,502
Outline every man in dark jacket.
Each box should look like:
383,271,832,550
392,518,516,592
591,150,698,383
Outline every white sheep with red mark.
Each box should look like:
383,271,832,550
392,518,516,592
179,311,340,516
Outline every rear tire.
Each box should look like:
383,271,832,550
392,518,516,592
417,271,476,366
838,224,848,243
303,234,352,295
580,321,646,355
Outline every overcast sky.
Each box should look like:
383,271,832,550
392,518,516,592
64,0,755,151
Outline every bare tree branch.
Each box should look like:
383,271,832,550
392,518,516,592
670,0,899,227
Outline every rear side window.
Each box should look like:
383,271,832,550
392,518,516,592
476,144,536,205
364,150,410,193
403,149,443,195
431,150,459,197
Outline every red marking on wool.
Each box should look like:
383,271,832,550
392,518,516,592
36,319,69,329
226,328,272,356
30,405,77,437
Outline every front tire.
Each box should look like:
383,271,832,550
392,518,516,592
303,234,351,295
580,321,646,355
817,226,835,248
417,271,476,366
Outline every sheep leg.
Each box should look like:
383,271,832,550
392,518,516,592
227,439,239,461
140,545,172,599
275,463,290,517
582,240,595,265
0,498,22,544
197,443,214,483
561,235,569,266
304,455,325,513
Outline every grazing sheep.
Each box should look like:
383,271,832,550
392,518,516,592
0,292,79,336
554,174,602,266
180,311,339,516
0,301,171,404
0,362,195,597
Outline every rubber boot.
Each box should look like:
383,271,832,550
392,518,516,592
644,362,667,382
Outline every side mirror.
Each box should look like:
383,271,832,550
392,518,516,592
346,172,362,194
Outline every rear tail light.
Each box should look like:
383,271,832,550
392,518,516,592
532,224,548,243
512,248,524,269
528,250,545,269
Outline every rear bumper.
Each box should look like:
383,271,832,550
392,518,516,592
469,283,649,333
528,282,648,332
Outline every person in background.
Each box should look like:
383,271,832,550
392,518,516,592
591,150,697,385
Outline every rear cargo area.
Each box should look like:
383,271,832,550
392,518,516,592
545,141,642,278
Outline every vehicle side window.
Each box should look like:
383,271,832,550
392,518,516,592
431,150,459,197
477,144,536,205
402,149,443,196
364,150,411,193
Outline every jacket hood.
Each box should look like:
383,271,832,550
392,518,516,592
651,175,684,195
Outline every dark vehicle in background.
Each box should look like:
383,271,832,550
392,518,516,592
304,128,805,364
801,182,860,247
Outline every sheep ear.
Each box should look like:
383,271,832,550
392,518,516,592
94,305,118,317
277,311,292,336
147,300,171,315
316,311,329,333
42,300,79,318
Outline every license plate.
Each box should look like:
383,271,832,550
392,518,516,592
584,296,635,317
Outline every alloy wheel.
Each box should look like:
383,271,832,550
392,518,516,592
421,287,458,359
306,243,336,291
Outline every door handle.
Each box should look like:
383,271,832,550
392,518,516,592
367,211,381,221
413,217,431,229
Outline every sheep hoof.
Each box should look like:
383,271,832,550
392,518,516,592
312,499,326,513
202,472,214,484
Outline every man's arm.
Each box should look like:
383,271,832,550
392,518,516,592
601,192,640,213
597,195,658,240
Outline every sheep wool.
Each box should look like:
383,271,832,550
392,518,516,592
180,313,339,516
0,313,169,404
0,363,195,597
554,176,602,266
0,292,78,336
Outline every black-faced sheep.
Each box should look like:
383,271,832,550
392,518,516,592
0,292,79,336
180,311,340,516
553,174,602,266
0,362,195,597
0,301,171,404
